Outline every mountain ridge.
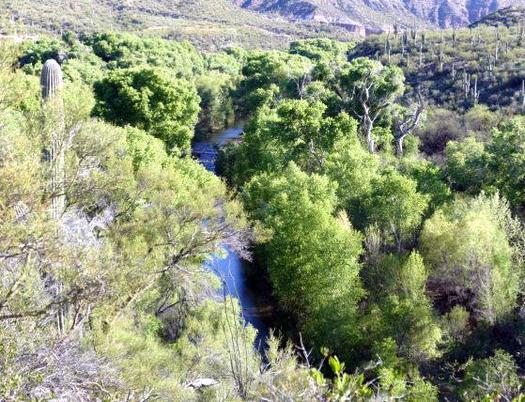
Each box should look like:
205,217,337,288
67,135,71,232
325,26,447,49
233,0,525,33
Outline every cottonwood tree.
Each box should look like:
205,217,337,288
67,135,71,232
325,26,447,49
363,168,428,251
242,164,364,353
420,193,521,324
93,67,200,152
338,58,405,152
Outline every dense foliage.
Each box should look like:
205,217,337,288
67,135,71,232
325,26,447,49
2,20,525,401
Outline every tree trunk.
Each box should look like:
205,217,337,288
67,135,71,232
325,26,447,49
364,117,375,153
395,136,404,157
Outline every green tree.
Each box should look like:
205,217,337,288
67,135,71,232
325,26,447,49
86,32,205,76
460,350,521,401
485,118,525,207
195,71,235,138
229,100,359,184
237,51,313,115
93,67,200,151
323,135,380,226
363,168,428,250
420,194,520,324
445,137,488,194
243,164,364,352
363,252,442,364
338,58,405,152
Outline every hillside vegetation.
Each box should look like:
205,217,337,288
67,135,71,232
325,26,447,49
0,0,355,50
349,8,525,112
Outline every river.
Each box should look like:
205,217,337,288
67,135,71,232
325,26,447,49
193,125,273,347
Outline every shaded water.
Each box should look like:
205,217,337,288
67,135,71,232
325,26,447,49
193,125,272,345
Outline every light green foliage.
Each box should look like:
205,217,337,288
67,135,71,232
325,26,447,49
101,298,259,401
206,48,245,76
230,99,360,185
363,168,429,249
289,38,352,63
254,335,322,400
323,135,379,224
93,67,200,151
441,305,471,346
125,126,168,171
420,193,521,324
460,350,521,401
289,38,353,82
445,137,488,193
243,164,364,351
363,252,442,364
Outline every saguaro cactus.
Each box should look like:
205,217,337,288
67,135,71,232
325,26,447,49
41,59,65,221
41,59,63,99
41,59,66,333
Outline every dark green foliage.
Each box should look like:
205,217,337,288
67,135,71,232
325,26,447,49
19,37,64,66
195,71,236,138
93,67,200,151
85,32,205,77
236,51,313,115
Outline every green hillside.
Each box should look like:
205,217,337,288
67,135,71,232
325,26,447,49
349,8,525,112
0,0,355,49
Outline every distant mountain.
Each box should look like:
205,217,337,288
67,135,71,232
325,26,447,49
233,0,525,33
0,0,355,50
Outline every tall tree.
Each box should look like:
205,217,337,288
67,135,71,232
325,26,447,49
338,58,405,152
243,164,364,352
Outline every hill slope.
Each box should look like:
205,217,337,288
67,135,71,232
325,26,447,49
349,6,525,112
234,0,525,33
0,0,356,49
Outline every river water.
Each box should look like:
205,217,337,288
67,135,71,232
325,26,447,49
193,126,272,346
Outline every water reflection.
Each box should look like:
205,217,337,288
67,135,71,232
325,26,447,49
193,125,271,346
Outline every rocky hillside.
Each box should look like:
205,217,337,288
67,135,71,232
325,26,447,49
0,0,355,50
470,6,525,28
348,6,525,112
234,0,525,33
